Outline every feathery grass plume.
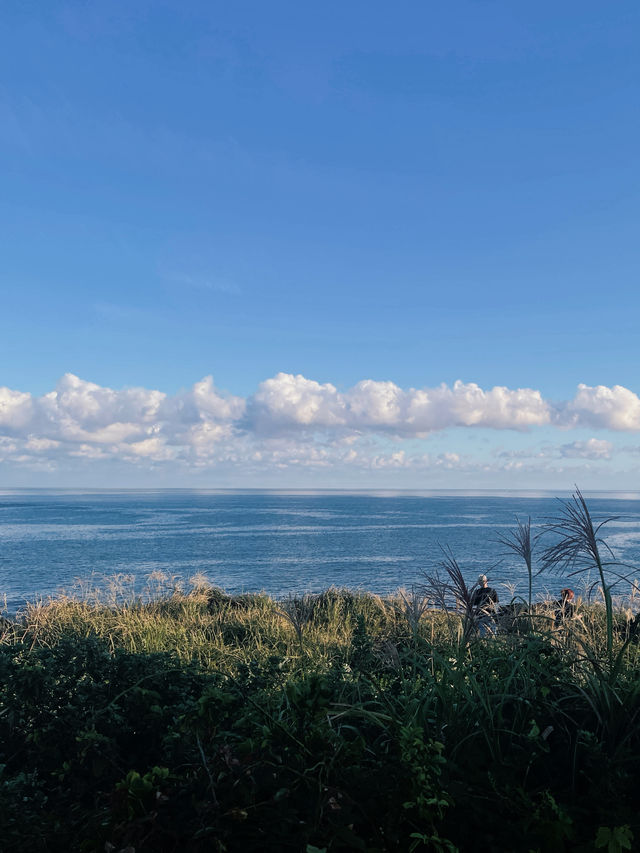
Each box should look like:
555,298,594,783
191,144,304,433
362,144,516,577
540,488,630,669
497,516,536,614
276,594,316,657
374,638,402,671
397,586,431,635
144,570,185,602
420,547,477,643
189,572,212,594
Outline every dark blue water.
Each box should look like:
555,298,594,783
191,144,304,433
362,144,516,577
1,490,639,613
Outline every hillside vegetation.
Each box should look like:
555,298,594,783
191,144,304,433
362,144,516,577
1,492,639,852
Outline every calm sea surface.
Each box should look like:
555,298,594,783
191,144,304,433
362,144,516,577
1,489,639,613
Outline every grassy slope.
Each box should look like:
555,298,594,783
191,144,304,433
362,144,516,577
1,584,640,852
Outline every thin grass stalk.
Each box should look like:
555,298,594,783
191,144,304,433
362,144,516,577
541,489,621,670
420,548,477,645
497,516,535,616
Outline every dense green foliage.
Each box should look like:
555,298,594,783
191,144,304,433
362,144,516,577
1,580,640,852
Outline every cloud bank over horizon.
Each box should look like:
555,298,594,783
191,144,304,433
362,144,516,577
1,372,640,485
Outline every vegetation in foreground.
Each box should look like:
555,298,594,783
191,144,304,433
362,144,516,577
1,492,640,852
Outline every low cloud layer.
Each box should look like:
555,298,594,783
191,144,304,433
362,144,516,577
1,372,639,474
248,374,551,434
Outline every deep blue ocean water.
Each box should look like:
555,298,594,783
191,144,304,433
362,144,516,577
1,489,639,614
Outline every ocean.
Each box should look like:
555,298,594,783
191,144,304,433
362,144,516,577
1,489,639,614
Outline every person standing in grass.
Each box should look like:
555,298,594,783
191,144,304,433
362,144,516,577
554,588,576,625
471,574,499,635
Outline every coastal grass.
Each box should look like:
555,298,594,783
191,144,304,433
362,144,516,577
2,491,640,852
2,582,640,852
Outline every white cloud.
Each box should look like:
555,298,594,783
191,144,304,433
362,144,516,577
369,450,407,469
559,438,613,459
499,438,614,461
403,381,550,432
25,437,61,452
68,443,110,459
348,380,406,428
125,437,177,461
58,371,161,421
561,384,640,431
248,373,345,432
187,422,234,459
0,373,639,476
0,373,242,468
160,375,245,426
497,448,548,460
0,386,34,431
248,374,551,435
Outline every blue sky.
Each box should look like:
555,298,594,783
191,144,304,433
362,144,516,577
1,1,639,487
